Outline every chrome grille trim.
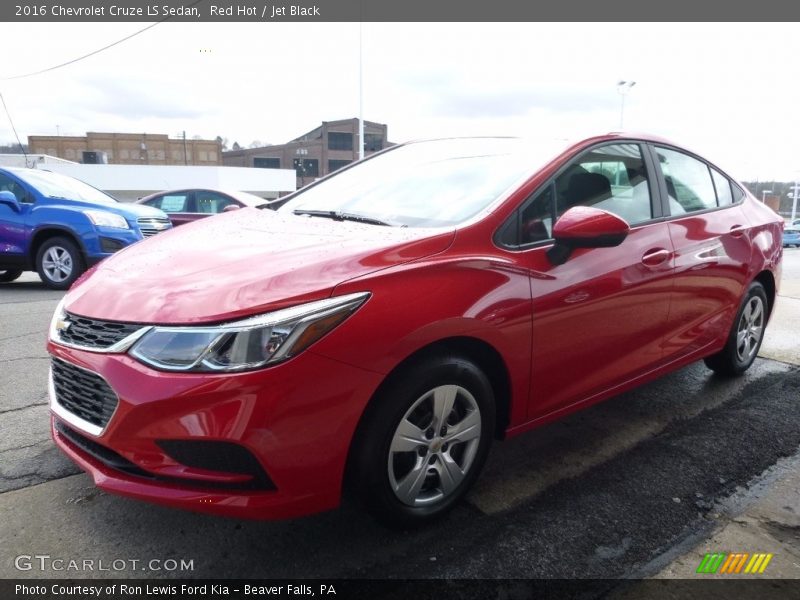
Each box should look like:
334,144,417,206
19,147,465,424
54,313,152,353
137,216,171,238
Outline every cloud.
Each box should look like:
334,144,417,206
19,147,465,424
75,76,213,120
428,84,620,118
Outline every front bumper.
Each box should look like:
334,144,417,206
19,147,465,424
48,341,383,519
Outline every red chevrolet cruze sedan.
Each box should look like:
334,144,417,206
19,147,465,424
48,134,783,526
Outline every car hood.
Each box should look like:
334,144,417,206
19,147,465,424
38,197,166,220
65,208,454,324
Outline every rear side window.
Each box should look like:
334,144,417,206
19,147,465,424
655,147,717,214
158,194,191,213
711,168,734,206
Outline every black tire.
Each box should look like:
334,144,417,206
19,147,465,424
35,237,85,290
349,354,495,528
0,269,23,283
704,281,768,377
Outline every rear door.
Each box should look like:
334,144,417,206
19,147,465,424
648,145,752,360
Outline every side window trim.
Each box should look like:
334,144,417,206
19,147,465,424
644,143,672,219
641,143,665,220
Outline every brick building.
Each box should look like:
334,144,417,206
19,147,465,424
28,132,222,166
222,118,391,188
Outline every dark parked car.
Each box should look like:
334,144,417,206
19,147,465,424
48,134,782,526
137,188,270,226
0,167,170,289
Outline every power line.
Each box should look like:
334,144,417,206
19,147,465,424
1,22,161,81
0,92,29,165
1,0,206,81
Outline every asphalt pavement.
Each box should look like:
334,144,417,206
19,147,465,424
1,250,799,582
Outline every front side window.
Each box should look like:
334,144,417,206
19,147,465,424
0,173,28,203
502,143,653,248
196,191,236,214
655,146,717,214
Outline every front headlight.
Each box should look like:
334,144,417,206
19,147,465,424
85,210,130,230
49,297,67,341
130,292,369,372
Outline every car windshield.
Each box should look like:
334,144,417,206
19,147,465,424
13,169,117,205
279,138,559,227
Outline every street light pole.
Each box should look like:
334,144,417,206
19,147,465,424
790,180,799,222
358,21,364,161
616,80,636,129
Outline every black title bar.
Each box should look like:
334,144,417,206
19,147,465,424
2,0,800,22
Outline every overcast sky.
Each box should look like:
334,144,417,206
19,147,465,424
0,22,797,180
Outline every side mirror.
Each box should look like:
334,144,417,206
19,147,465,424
0,190,21,213
222,204,241,213
547,206,630,265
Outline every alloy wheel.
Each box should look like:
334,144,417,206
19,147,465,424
387,384,482,507
42,246,73,283
735,295,764,363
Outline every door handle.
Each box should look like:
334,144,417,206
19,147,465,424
641,248,671,267
729,224,746,238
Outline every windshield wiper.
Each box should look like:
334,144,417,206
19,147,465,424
293,209,402,227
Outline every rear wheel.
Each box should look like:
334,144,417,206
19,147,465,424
35,237,85,290
350,355,495,528
704,281,768,376
0,269,23,283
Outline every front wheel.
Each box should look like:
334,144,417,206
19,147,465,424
350,355,495,528
35,237,85,290
704,281,768,376
0,269,23,283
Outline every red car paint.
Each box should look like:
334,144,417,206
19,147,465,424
48,134,783,519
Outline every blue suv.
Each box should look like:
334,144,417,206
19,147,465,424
0,167,171,289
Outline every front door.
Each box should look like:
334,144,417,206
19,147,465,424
509,142,677,418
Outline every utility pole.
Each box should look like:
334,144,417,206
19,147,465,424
183,131,188,165
790,180,799,222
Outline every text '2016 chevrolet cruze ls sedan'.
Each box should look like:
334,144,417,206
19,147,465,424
48,134,783,527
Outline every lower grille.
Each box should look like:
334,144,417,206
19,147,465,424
56,421,275,491
51,358,118,429
137,216,171,238
99,236,126,253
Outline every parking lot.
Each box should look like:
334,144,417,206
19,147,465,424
1,249,799,581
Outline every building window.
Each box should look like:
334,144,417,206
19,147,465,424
254,157,281,169
293,158,319,178
365,133,383,152
209,151,217,162
328,132,353,151
328,160,351,173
